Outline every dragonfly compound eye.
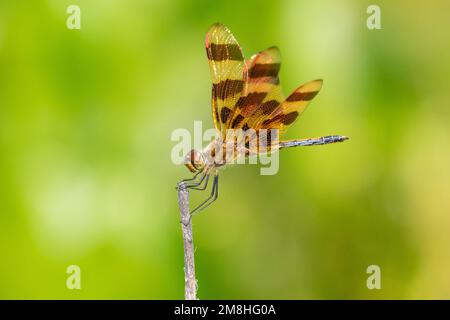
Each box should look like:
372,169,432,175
184,149,205,172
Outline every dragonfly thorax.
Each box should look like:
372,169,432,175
202,139,242,168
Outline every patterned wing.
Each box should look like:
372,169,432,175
205,23,248,136
240,79,323,154
228,46,285,131
257,79,323,133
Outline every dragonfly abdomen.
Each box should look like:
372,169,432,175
280,135,348,148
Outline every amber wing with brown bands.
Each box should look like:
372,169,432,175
229,46,285,132
257,79,323,134
205,23,248,137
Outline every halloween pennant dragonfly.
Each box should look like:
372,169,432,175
179,23,348,214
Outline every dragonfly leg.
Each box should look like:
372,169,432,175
177,168,209,190
183,170,208,189
176,170,202,189
189,173,210,191
190,174,219,217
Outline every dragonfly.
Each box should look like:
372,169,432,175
179,23,348,214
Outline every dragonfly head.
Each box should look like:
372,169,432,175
184,149,206,173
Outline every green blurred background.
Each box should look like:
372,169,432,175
1,0,449,299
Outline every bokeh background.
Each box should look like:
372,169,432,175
1,0,449,299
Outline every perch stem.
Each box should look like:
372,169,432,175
177,182,197,300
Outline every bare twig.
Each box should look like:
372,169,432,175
177,182,197,300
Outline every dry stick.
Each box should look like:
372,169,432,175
177,182,198,300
